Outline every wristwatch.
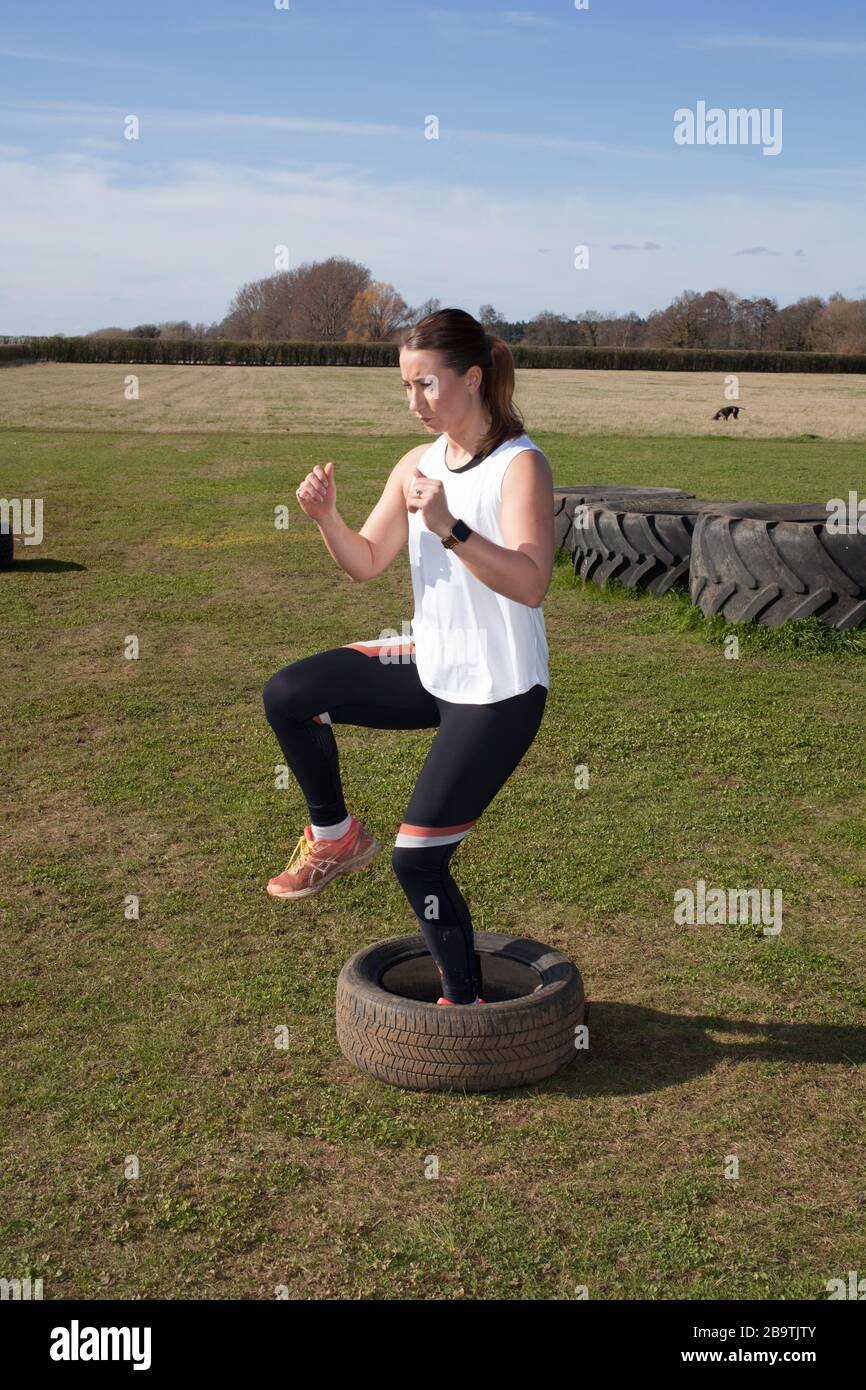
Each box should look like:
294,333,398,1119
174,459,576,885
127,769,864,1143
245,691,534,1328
441,518,473,550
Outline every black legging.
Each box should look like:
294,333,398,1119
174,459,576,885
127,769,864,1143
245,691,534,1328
262,642,547,1003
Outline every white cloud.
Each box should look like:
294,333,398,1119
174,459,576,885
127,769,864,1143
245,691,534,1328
502,10,557,27
1,152,864,332
0,99,658,160
0,46,87,63
423,6,560,42
3,99,421,141
175,21,296,35
610,241,662,251
0,45,155,69
697,35,866,56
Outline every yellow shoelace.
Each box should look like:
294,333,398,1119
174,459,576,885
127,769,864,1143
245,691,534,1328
283,832,314,875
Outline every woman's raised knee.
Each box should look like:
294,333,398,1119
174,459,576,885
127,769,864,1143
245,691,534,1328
262,665,304,723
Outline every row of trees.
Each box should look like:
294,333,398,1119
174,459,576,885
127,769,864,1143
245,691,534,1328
85,258,866,354
86,258,433,344
524,291,866,355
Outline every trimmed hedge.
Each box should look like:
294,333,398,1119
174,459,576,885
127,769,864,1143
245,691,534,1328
3,337,866,373
0,344,37,364
21,337,400,367
509,345,866,374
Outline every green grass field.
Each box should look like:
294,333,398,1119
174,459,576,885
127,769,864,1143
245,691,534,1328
2,423,865,1299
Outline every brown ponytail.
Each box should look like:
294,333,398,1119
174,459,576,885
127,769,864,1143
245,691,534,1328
401,308,524,457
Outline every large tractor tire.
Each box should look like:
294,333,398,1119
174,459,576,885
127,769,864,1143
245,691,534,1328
336,931,585,1093
553,485,694,560
690,513,866,630
573,498,830,596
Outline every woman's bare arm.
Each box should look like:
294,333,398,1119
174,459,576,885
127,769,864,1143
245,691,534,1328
314,444,427,581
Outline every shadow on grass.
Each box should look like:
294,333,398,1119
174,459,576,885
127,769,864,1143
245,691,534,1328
1,558,86,572
550,1003,866,1096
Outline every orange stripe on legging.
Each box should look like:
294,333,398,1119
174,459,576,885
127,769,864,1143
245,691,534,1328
398,819,478,837
342,641,415,656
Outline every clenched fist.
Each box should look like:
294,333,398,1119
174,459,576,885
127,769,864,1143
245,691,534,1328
296,461,336,522
406,466,455,540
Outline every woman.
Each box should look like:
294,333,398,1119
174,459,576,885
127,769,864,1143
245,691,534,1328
262,308,553,1006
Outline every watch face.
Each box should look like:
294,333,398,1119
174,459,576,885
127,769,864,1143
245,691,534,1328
452,519,472,542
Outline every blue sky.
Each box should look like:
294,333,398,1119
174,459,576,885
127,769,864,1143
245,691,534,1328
1,0,864,333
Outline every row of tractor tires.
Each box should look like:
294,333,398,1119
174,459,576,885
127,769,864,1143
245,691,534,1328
570,498,756,595
336,931,586,1093
568,499,809,594
565,493,866,629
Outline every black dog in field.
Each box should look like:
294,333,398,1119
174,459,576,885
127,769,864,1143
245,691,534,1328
712,405,742,420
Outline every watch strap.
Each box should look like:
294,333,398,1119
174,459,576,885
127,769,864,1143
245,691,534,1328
443,518,472,549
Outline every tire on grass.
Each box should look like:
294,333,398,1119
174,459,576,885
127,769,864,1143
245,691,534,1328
690,512,866,630
574,498,830,597
0,527,13,569
553,485,694,560
336,930,585,1092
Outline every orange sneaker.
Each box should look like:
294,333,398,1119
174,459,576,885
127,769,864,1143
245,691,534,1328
266,816,381,899
437,996,486,1006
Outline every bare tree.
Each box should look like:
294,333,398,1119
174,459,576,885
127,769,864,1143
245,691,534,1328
772,296,824,351
293,257,372,340
698,289,739,349
408,298,442,325
576,310,606,347
478,303,507,332
347,282,412,341
644,291,708,348
809,295,866,353
156,320,193,338
524,311,573,345
259,271,299,339
221,279,271,339
736,296,778,350
604,311,643,347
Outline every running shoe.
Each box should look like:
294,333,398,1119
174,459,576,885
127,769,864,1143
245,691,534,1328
266,816,381,899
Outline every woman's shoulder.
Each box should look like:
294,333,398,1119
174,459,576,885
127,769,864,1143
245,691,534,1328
498,431,547,463
497,436,552,501
397,435,441,474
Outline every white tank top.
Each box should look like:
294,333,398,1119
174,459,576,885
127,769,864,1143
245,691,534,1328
406,431,550,704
